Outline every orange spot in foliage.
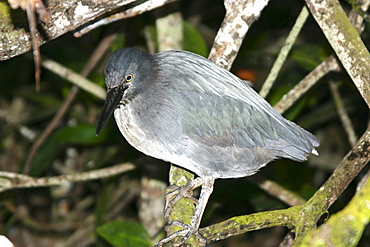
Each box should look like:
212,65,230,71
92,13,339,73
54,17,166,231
235,69,257,82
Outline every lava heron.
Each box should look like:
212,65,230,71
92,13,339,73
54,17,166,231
96,47,319,244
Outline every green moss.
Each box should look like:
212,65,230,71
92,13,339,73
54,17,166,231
0,2,12,31
299,176,370,247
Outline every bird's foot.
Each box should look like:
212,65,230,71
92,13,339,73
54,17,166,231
164,178,203,219
156,177,213,247
153,221,206,247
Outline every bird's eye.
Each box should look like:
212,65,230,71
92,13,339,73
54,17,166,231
125,74,133,82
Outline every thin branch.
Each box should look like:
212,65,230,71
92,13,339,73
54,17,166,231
41,57,106,99
0,162,135,193
9,0,51,91
274,55,340,114
247,174,306,206
329,80,358,146
26,0,43,91
259,6,309,98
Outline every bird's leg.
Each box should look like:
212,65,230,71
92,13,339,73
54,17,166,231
164,177,203,219
156,177,215,246
184,177,214,239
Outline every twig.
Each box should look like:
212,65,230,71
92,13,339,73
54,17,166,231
208,0,270,70
10,0,52,91
26,0,41,91
247,174,306,206
329,80,358,146
259,6,309,98
74,0,179,37
274,55,340,114
41,58,106,99
0,162,135,193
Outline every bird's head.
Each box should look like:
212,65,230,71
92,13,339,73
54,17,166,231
96,48,153,136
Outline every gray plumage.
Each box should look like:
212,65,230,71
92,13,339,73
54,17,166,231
97,47,319,179
96,47,320,243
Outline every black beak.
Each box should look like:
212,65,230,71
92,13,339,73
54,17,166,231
96,85,125,136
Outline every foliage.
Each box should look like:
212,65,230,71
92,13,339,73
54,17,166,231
96,220,152,247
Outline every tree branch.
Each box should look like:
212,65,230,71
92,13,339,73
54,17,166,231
74,0,179,37
300,171,370,246
294,126,370,244
305,0,370,107
208,0,270,70
0,162,135,192
247,174,307,207
200,207,298,243
0,0,176,60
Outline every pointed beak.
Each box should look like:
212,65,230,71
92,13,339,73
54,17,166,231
96,85,125,136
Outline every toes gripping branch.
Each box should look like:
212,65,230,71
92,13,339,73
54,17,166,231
156,177,215,246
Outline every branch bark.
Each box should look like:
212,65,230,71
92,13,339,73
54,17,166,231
208,0,270,70
305,0,370,107
0,0,176,60
300,170,370,246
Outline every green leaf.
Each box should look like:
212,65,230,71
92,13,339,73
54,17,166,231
54,124,104,145
96,220,152,247
290,44,324,71
183,21,208,57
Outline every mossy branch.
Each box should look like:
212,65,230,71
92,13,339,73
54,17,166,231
300,172,370,246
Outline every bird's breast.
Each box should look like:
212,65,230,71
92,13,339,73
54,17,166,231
114,105,148,148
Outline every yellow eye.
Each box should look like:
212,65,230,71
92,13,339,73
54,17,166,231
125,74,133,82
